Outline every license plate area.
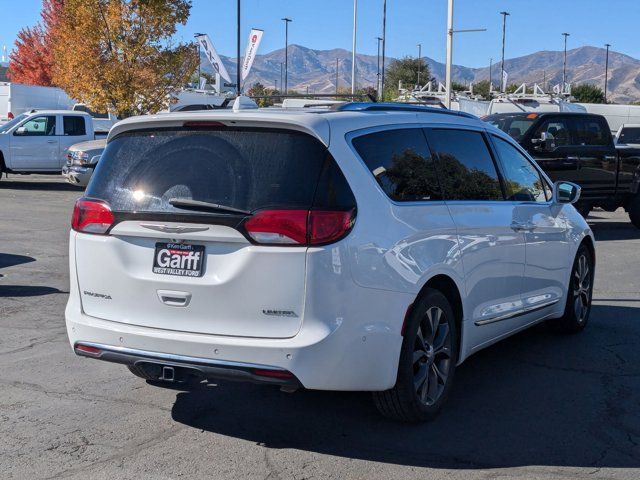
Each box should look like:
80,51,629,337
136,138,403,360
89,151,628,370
152,242,205,277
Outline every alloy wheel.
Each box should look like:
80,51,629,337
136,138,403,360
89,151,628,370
573,253,592,323
412,306,453,406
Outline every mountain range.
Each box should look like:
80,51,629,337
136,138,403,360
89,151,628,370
206,45,640,103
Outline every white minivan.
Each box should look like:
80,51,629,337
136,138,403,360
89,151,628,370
66,103,595,421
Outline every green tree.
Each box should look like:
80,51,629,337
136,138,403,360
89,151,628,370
384,56,430,99
505,83,520,94
247,82,277,107
572,83,606,103
451,81,467,92
472,80,491,99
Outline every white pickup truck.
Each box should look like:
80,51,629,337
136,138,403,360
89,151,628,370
0,110,107,178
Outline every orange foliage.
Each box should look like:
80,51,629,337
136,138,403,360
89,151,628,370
8,0,63,86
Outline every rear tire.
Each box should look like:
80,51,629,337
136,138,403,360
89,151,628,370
373,289,458,422
547,244,594,333
628,194,640,229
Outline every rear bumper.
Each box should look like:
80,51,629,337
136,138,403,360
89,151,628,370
74,342,300,387
65,300,404,391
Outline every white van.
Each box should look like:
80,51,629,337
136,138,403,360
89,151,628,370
0,82,73,123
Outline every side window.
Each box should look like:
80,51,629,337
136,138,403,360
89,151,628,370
492,136,551,202
424,129,503,201
535,119,571,147
570,117,610,146
352,128,442,201
63,116,87,136
17,116,56,136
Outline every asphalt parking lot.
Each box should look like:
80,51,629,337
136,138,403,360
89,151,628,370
1,175,639,480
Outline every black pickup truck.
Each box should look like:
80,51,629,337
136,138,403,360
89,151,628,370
483,112,640,227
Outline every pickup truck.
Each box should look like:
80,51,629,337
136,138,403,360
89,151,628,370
62,138,106,187
483,112,640,228
0,110,106,179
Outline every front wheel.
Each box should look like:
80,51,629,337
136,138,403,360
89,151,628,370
373,289,458,422
548,244,594,333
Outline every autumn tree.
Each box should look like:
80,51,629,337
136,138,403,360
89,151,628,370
8,0,63,86
53,0,198,117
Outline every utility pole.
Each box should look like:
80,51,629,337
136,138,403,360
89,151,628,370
282,17,292,93
376,37,382,100
445,0,454,108
604,43,611,103
562,32,570,87
275,79,278,91
236,0,241,95
280,63,283,93
417,43,422,87
500,11,509,93
335,58,340,94
489,57,492,89
351,0,358,94
381,0,387,101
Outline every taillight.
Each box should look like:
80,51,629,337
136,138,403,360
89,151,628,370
7,111,13,120
72,198,114,234
243,209,354,246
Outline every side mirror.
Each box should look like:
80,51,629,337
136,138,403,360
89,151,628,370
90,154,102,165
532,131,554,151
553,181,581,205
14,126,27,136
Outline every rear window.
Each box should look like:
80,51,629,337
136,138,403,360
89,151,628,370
484,115,536,141
618,127,640,144
87,127,352,214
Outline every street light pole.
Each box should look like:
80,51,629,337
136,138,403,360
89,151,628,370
376,37,382,99
604,43,611,103
417,43,422,87
445,0,454,108
280,62,283,93
500,11,509,93
282,17,292,93
236,0,241,95
562,32,570,87
381,0,387,101
335,58,339,94
351,0,358,94
444,0,486,108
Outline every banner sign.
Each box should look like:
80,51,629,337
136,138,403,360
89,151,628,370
195,34,232,83
242,28,264,81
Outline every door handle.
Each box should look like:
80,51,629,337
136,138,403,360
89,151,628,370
46,140,57,144
511,221,535,232
565,156,579,160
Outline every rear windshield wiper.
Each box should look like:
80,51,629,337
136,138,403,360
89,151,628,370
168,198,252,216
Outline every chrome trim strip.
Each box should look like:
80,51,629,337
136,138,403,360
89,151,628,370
140,224,210,234
76,341,287,371
475,299,560,326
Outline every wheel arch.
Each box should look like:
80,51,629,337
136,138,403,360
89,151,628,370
0,150,5,172
406,274,464,361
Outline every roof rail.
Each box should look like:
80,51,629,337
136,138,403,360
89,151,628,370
335,102,477,119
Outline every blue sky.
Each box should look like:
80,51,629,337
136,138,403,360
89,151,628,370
1,0,639,67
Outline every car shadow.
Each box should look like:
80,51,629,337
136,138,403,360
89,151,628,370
0,178,81,191
0,253,35,269
0,285,67,297
170,304,640,470
589,219,640,241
